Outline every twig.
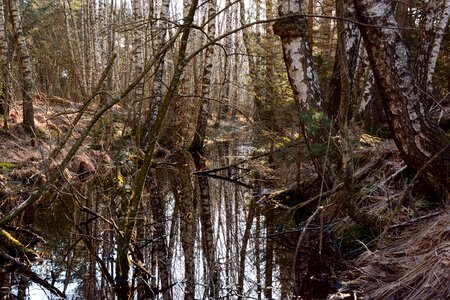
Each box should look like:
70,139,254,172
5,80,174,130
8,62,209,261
378,143,450,241
389,212,441,229
293,206,323,295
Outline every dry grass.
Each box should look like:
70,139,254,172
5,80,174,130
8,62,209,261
355,211,450,300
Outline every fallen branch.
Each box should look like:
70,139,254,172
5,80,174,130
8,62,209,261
389,211,441,229
0,251,65,299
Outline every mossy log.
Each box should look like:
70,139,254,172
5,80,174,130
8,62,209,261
0,229,37,261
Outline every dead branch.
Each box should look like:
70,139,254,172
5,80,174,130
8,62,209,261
0,251,65,299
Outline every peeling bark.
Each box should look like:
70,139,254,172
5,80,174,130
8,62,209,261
354,0,450,197
273,1,322,110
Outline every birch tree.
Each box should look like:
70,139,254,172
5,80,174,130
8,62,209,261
8,0,35,133
141,0,171,148
189,1,220,297
132,0,144,133
114,0,200,298
354,0,450,197
0,0,8,127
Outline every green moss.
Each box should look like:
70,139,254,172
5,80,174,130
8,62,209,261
0,162,17,172
0,229,37,260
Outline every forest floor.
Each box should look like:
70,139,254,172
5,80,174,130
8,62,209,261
0,98,449,300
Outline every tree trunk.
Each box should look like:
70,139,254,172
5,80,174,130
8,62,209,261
189,1,220,297
8,0,35,133
395,0,410,30
263,208,274,299
142,0,171,148
273,0,322,111
274,0,334,187
215,0,232,124
132,0,144,135
0,0,9,127
354,0,450,197
324,0,360,120
236,197,256,300
425,0,450,96
169,150,197,300
149,170,172,300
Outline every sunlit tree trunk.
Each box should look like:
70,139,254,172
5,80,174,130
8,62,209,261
273,0,321,111
354,0,450,197
8,0,35,133
415,0,439,97
274,0,332,186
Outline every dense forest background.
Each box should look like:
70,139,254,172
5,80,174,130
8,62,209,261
0,0,449,299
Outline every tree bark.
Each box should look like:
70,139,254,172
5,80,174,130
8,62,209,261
236,197,256,300
395,0,410,30
324,0,360,120
149,170,172,300
354,0,450,197
132,0,144,134
0,0,9,127
8,0,35,133
189,1,220,297
142,0,171,148
168,150,197,300
273,0,322,110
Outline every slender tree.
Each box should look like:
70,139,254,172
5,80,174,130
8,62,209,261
8,0,35,133
190,1,220,297
0,0,9,127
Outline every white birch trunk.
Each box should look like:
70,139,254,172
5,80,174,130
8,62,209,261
426,0,450,92
132,0,144,132
149,0,170,127
274,0,322,110
9,0,35,132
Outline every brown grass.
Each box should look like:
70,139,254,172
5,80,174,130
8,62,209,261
355,211,450,300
